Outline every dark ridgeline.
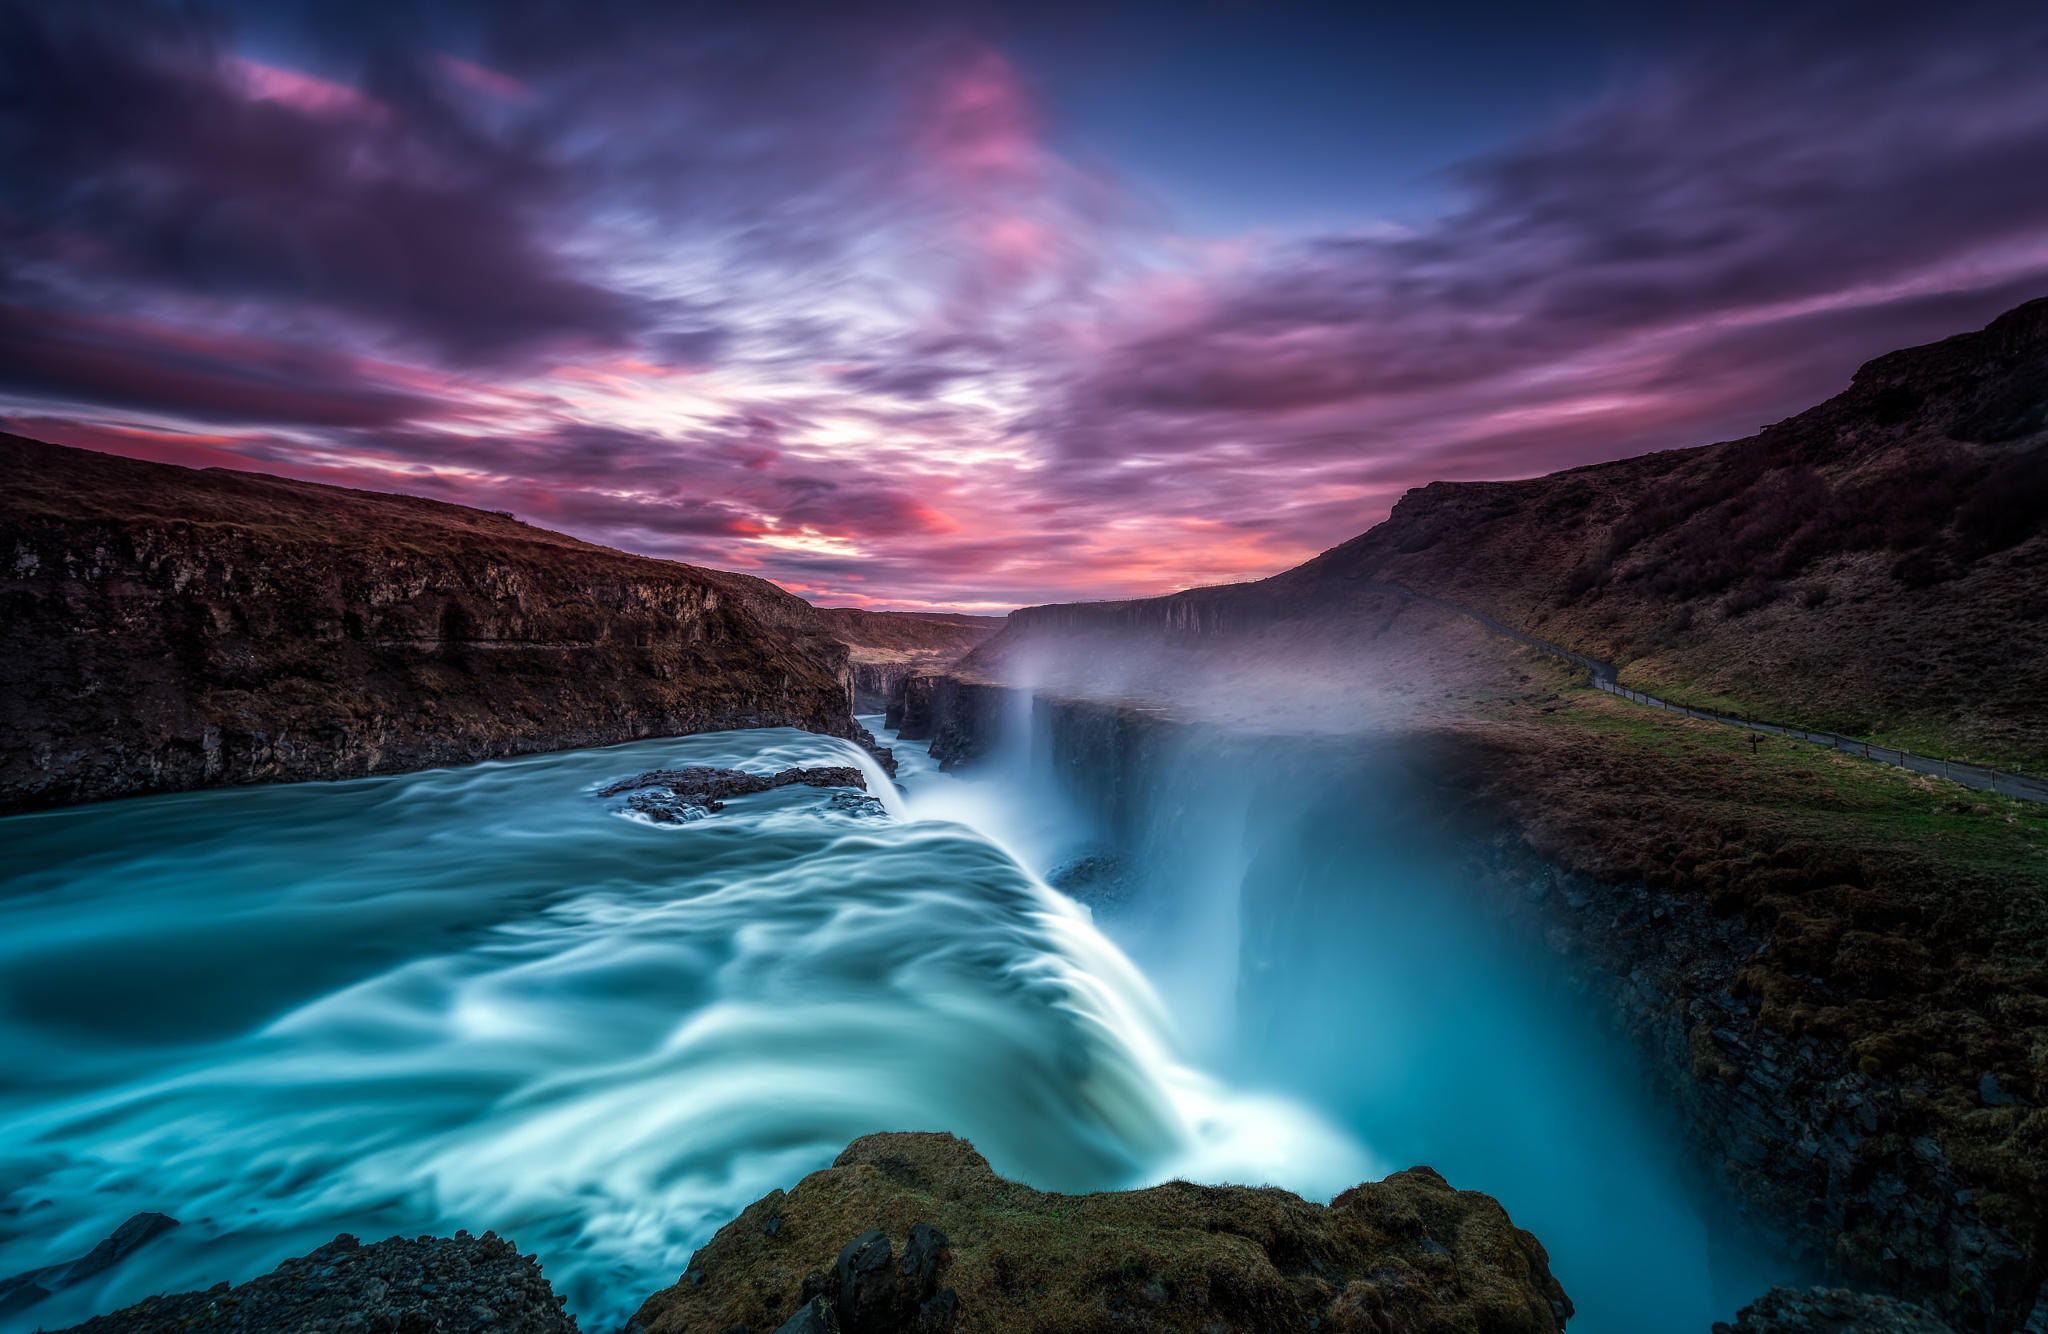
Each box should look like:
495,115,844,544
962,295,2048,776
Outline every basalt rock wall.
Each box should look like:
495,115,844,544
1464,837,2035,1330
895,673,1169,841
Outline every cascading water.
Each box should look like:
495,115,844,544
903,705,1804,1334
0,726,1364,1333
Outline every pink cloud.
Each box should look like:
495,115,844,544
8,5,2048,614
226,56,387,121
439,53,532,102
919,45,1040,184
899,43,1130,318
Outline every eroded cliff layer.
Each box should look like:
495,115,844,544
0,435,877,813
810,608,1000,712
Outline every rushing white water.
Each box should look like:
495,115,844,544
0,727,1367,1333
913,708,1803,1334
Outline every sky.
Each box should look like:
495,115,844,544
4,1,2048,610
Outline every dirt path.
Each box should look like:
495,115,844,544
1381,582,2048,805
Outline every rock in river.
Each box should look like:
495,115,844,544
597,765,868,800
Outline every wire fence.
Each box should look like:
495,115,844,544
1593,679,2048,802
1378,581,2048,805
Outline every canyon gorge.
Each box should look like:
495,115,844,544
3,300,2046,1333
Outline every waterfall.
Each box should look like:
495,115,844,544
882,707,1802,1334
0,724,1363,1334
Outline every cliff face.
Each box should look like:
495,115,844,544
0,435,880,814
811,608,1001,711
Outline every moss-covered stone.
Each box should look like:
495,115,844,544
631,1131,1571,1334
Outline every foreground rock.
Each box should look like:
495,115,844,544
1715,1286,1960,1334
630,1131,1571,1334
50,1231,573,1334
0,435,888,815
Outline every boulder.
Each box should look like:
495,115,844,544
626,790,719,823
45,1231,573,1334
1713,1285,1958,1334
598,766,867,801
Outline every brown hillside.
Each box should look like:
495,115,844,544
811,607,1001,655
813,607,1001,711
1284,296,2048,770
965,296,2048,771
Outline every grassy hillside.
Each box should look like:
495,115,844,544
1282,297,2048,770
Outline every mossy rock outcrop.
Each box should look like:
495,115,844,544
631,1131,1572,1334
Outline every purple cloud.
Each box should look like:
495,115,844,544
0,303,442,427
3,1,2046,611
1049,10,2048,494
0,4,653,366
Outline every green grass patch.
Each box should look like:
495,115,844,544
1611,663,1753,718
1543,686,2048,883
1613,660,2048,778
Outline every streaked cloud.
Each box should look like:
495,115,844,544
3,0,2044,608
